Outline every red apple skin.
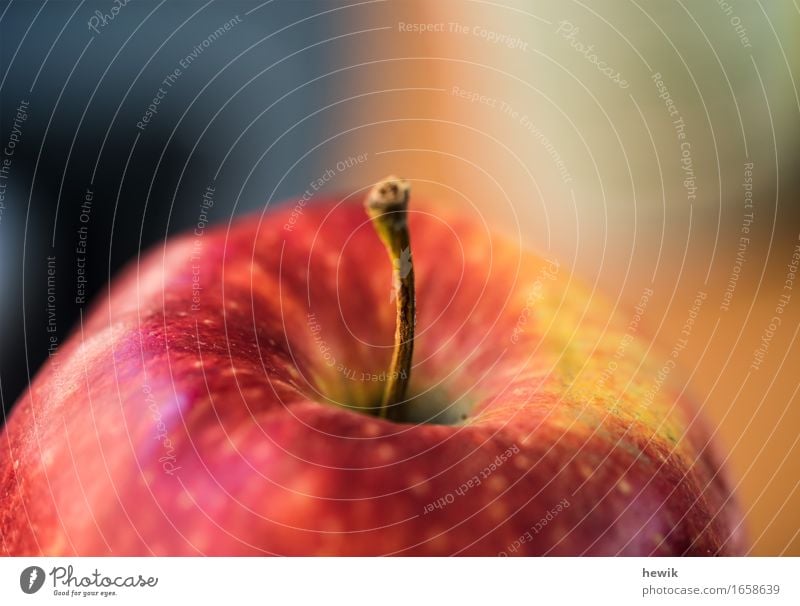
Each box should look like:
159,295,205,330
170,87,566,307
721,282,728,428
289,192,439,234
0,196,744,556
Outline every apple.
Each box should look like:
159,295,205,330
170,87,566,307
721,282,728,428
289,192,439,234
0,178,744,555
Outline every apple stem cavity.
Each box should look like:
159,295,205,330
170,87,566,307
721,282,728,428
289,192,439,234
364,176,416,420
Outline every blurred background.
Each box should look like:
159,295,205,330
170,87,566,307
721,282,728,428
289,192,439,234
1,0,798,554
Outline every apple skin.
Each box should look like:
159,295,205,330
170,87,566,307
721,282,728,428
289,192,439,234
0,196,744,555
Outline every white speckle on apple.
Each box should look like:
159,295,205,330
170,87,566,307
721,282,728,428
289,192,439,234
487,475,508,492
188,529,208,553
45,533,69,556
251,441,273,461
488,502,508,521
242,388,263,402
41,448,55,468
407,473,429,496
177,490,194,511
221,437,239,455
375,443,395,462
424,527,449,552
322,253,337,270
512,454,531,470
320,516,344,533
362,422,381,437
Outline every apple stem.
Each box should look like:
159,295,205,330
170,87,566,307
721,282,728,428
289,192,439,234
364,176,416,419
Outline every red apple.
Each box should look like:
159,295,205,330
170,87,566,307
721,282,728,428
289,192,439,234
0,182,744,555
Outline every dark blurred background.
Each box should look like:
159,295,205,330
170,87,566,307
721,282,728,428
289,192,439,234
0,0,374,409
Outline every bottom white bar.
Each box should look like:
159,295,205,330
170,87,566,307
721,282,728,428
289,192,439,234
1,557,797,605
